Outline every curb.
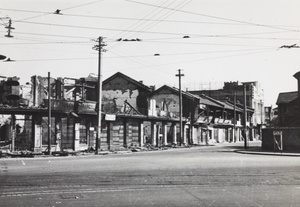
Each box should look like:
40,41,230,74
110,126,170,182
235,150,300,157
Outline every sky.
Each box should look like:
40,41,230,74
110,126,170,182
1,0,300,106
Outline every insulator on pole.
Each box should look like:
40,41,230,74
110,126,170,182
4,19,14,38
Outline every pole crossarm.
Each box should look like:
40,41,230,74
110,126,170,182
1,18,14,38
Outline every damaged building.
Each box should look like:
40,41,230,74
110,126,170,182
0,72,254,154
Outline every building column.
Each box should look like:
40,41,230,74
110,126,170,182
33,115,42,152
10,114,16,152
183,124,188,145
123,119,127,147
189,124,194,145
139,121,144,146
74,122,80,151
197,127,201,144
172,124,177,145
151,121,157,146
156,124,161,147
55,117,62,152
162,122,168,146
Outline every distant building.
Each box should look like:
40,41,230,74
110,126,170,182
189,81,264,139
264,106,276,127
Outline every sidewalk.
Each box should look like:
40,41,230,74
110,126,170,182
1,142,300,158
235,147,300,157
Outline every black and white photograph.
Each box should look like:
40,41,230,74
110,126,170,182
0,1,300,206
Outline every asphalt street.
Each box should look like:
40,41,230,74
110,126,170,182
0,141,299,207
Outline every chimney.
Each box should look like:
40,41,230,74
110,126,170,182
293,71,300,99
150,85,156,92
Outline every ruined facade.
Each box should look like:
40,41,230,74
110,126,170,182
1,72,254,153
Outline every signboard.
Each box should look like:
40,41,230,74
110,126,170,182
77,102,96,114
105,114,116,121
218,119,224,123
224,119,232,124
48,100,74,112
273,131,283,152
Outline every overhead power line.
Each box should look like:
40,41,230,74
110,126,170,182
112,48,277,72
0,8,246,26
17,20,193,36
125,0,300,33
4,31,94,39
0,40,90,45
9,0,103,23
10,57,95,62
16,20,300,41
3,7,300,29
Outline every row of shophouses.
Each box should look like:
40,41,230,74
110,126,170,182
0,72,263,153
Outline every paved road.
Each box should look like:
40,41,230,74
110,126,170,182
0,141,299,207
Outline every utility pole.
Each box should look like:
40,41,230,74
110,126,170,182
93,36,106,154
1,17,14,38
48,72,51,155
175,69,184,145
5,19,14,38
260,99,263,139
243,83,247,149
233,88,236,142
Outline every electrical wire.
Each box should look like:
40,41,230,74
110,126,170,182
125,0,300,32
13,57,95,62
109,48,278,58
128,0,192,39
11,0,104,23
0,31,283,49
107,50,171,75
107,0,184,51
17,20,300,42
106,0,167,49
4,7,300,29
6,31,95,40
141,40,275,48
160,49,278,66
112,48,277,72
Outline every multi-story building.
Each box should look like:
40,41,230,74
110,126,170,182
189,81,264,140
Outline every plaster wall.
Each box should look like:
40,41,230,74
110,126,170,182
102,89,139,113
151,93,179,117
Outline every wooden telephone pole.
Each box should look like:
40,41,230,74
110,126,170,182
93,37,106,154
176,69,184,145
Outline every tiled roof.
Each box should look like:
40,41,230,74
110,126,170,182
276,91,298,105
102,72,152,91
198,94,224,108
151,85,200,101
